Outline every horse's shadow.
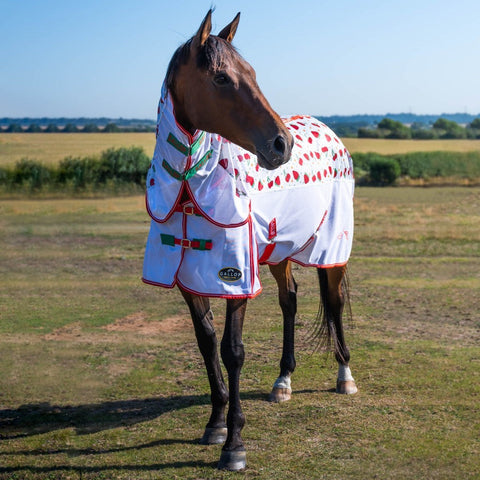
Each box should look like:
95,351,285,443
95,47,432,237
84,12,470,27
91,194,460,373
0,391,276,441
0,390,320,474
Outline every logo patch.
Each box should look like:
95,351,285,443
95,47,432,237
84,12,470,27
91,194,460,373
218,267,242,283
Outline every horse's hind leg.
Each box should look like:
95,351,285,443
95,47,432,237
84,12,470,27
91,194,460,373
317,266,358,395
268,260,297,403
180,289,229,444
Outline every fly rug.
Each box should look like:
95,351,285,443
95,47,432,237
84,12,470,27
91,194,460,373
143,84,354,296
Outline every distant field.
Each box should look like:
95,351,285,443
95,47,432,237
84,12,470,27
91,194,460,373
0,133,155,166
342,137,480,154
1,133,480,167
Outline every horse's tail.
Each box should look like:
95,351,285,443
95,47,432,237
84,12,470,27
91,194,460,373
310,266,352,364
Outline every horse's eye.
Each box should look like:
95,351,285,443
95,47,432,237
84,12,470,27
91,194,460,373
213,73,231,86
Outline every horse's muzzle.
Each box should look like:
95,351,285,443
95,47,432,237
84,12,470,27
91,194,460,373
256,133,293,170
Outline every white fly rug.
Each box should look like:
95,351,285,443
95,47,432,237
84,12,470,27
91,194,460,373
142,82,354,298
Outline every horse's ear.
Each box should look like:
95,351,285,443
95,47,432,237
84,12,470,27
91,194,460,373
218,12,240,43
193,9,213,48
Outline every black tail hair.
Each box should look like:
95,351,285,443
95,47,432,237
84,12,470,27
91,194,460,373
309,267,352,363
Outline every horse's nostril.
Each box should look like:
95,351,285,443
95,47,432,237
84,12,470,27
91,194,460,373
273,135,287,155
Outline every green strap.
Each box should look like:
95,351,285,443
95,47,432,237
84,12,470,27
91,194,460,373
160,234,212,251
162,149,213,181
167,132,205,156
160,233,176,247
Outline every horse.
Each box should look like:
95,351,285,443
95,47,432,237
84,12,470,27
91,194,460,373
142,10,357,471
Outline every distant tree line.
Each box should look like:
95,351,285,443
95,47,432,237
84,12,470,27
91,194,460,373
3,115,480,138
0,122,155,133
357,118,480,139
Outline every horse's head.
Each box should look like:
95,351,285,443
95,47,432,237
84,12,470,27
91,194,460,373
166,10,293,170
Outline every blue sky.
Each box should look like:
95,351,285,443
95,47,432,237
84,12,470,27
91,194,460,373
1,0,479,118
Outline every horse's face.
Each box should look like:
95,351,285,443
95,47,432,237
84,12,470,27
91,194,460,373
170,11,293,170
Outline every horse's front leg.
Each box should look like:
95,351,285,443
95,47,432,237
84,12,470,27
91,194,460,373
180,289,229,444
268,260,297,402
218,298,247,471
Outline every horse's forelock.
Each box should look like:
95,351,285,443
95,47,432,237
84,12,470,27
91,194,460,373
196,36,238,72
166,36,239,91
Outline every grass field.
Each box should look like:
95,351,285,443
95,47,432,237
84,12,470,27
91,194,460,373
1,187,479,479
2,132,480,167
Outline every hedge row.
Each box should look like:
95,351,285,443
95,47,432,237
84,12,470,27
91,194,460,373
1,148,479,193
0,146,150,193
354,151,480,185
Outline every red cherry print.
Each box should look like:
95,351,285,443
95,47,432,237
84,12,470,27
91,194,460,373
290,124,299,130
268,180,274,189
275,176,281,185
304,174,309,184
325,134,331,142
308,137,313,144
255,164,260,172
258,181,264,191
334,170,338,178
339,150,344,157
245,153,251,160
304,153,309,161
310,151,314,158
312,174,316,182
285,173,291,182
234,168,239,177
322,147,328,153
317,170,322,179
238,154,244,161
329,166,333,175
295,134,302,141
299,158,303,166
312,131,319,138
315,152,320,159
246,175,254,186
324,169,328,177
333,153,338,161
219,158,228,169
293,170,299,180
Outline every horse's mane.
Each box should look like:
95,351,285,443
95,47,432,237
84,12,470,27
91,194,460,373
166,35,239,93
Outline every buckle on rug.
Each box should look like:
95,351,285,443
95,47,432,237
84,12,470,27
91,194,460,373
183,205,195,215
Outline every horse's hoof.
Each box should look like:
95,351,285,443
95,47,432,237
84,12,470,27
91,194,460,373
218,449,247,471
336,380,358,395
200,427,227,445
269,387,292,403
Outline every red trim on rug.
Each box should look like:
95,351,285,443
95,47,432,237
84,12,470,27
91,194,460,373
258,243,276,264
184,181,251,229
175,280,263,299
145,184,185,224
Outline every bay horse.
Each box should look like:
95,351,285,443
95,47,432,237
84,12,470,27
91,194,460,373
142,10,357,471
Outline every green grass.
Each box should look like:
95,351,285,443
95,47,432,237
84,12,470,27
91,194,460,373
0,188,479,479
